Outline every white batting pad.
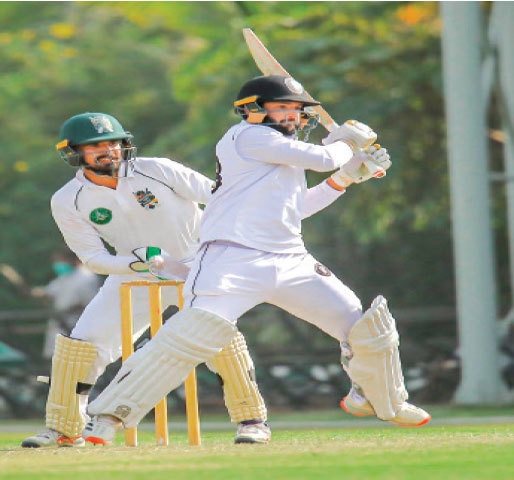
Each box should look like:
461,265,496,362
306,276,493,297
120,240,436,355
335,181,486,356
46,335,97,437
347,295,408,420
87,308,236,427
207,331,267,423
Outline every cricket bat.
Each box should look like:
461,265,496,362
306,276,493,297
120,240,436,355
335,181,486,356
242,28,339,133
242,28,386,178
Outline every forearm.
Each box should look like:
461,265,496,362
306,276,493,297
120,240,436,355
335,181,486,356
77,249,190,279
302,181,345,219
83,251,134,275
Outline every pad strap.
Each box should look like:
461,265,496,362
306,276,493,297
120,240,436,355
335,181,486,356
347,296,408,419
207,331,267,423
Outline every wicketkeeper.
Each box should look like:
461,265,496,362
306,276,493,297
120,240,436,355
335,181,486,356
21,112,270,448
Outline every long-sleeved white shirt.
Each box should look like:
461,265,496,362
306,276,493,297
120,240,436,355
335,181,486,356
200,122,353,253
51,157,213,275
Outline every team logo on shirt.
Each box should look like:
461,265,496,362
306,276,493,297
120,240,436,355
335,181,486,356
133,188,159,209
89,207,112,225
314,262,332,277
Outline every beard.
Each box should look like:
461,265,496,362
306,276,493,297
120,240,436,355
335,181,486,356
84,165,116,176
84,154,121,176
263,116,298,137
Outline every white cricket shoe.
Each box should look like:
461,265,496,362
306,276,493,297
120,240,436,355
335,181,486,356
388,402,431,427
83,415,123,445
340,388,375,417
21,428,85,448
234,420,271,444
341,389,431,427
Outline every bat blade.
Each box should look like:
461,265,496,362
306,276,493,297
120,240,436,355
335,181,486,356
242,28,339,132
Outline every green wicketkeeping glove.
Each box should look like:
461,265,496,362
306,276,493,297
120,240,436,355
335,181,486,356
129,246,162,273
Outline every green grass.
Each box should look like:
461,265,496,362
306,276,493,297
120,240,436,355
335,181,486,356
1,407,514,479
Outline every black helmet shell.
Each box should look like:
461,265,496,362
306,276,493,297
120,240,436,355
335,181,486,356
234,75,320,107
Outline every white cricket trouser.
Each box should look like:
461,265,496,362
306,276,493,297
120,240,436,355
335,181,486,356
185,242,363,341
71,274,181,384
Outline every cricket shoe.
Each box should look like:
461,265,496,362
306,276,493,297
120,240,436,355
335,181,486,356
341,389,431,427
21,428,85,448
234,420,271,444
340,388,375,417
83,415,123,445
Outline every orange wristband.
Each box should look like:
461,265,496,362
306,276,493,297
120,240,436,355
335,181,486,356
327,177,346,192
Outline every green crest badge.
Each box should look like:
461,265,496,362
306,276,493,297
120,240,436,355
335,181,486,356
90,207,112,225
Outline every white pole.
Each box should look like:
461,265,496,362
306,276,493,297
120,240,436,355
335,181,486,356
440,1,507,403
495,4,514,314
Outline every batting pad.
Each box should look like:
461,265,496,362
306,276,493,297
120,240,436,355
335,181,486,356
46,335,97,437
347,295,408,420
207,331,267,423
87,308,236,428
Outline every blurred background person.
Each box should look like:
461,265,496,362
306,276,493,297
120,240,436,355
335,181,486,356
30,249,102,358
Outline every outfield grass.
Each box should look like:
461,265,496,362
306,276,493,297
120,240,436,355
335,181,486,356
1,407,513,479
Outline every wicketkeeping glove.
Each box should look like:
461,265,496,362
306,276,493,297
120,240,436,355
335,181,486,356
130,247,190,281
130,246,165,275
327,144,391,190
322,120,377,151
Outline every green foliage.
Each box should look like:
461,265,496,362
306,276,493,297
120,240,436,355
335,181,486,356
0,2,459,316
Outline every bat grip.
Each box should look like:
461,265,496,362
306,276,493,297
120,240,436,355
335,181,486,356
364,160,386,178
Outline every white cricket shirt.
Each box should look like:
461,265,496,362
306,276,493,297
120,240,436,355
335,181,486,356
51,157,213,275
200,122,353,253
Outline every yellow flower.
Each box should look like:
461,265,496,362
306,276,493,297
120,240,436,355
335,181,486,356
0,32,12,45
14,161,29,173
63,47,77,59
397,4,429,26
39,40,56,53
21,30,36,41
50,23,76,40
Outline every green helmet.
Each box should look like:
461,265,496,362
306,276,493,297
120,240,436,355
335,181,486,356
56,112,134,167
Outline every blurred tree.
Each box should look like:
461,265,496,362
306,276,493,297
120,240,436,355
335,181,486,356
0,1,453,317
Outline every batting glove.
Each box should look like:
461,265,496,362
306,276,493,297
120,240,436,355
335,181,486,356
327,144,391,190
322,120,377,151
365,143,391,174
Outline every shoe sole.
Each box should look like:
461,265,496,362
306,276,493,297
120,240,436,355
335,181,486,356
84,436,111,446
389,415,432,428
21,438,85,448
341,397,431,427
340,396,375,417
234,437,270,444
21,441,44,448
57,438,85,448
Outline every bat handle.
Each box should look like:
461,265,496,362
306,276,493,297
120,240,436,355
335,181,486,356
325,121,340,133
364,160,386,178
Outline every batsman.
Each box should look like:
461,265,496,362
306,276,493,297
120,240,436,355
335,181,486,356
21,112,270,447
83,74,430,445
